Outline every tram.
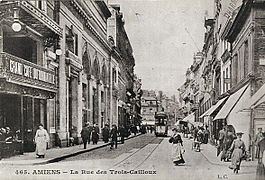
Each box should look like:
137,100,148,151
154,112,168,137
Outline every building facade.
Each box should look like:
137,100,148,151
0,0,140,153
178,0,265,159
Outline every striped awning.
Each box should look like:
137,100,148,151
199,97,228,118
214,84,248,121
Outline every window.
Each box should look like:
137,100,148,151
233,54,238,86
65,26,74,53
223,70,225,93
112,68,117,83
74,34,78,56
226,68,228,91
101,91,104,103
244,40,248,78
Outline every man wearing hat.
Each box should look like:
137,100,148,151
81,122,91,149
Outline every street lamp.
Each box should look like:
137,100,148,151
12,8,21,32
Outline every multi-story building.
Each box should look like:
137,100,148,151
57,0,113,146
0,0,139,153
178,0,265,158
108,4,136,130
0,1,62,151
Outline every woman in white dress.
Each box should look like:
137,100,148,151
34,124,49,158
169,128,185,165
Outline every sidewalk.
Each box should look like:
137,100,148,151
0,133,142,166
199,141,258,167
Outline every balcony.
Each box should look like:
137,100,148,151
0,52,57,91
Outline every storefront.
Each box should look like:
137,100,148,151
214,84,250,147
199,97,228,140
0,1,61,154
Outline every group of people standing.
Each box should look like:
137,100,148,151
80,123,100,148
192,126,210,144
81,123,128,150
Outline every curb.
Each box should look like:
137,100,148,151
0,133,143,166
45,133,143,165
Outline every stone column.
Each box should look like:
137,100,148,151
97,80,102,131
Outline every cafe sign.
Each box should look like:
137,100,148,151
9,59,55,85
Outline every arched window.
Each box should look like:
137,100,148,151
101,63,108,84
92,56,100,79
82,50,91,75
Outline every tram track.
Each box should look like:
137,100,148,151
112,136,164,170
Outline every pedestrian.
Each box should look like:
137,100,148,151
228,132,245,174
34,124,49,158
221,126,236,162
197,127,204,143
256,132,265,180
255,128,264,159
92,124,99,144
217,126,226,157
169,128,185,165
102,124,110,143
203,126,210,144
118,125,126,144
81,122,91,149
110,124,118,149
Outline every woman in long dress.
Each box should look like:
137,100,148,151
228,132,245,174
169,128,185,165
35,124,49,158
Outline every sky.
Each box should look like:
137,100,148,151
109,0,214,96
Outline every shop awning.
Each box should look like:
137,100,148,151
214,84,249,121
244,83,265,109
182,112,195,123
199,97,228,118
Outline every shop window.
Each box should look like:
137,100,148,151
48,99,55,132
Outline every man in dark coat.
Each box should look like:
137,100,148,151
118,125,126,144
110,124,118,149
92,124,99,144
102,124,110,143
256,132,265,180
81,122,91,149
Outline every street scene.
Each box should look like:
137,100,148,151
0,0,265,180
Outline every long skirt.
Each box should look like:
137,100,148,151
172,143,185,165
229,149,243,170
35,137,47,156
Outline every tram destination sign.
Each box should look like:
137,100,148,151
3,54,55,85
